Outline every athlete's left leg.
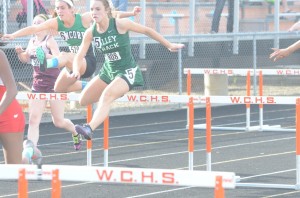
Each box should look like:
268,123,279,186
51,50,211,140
49,100,82,150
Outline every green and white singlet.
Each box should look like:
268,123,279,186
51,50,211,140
57,14,96,78
92,18,144,88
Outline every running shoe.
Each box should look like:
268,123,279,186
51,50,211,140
72,133,83,151
36,47,47,72
22,140,43,165
31,147,43,165
75,124,93,140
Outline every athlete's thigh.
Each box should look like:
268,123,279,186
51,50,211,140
57,52,78,70
104,77,130,99
28,99,46,120
54,68,77,92
0,132,24,164
49,100,65,120
80,76,108,106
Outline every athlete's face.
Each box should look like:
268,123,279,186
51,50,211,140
90,0,108,23
33,17,46,26
55,1,73,21
33,16,47,36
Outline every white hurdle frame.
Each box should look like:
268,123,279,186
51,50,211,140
0,164,236,198
184,68,298,132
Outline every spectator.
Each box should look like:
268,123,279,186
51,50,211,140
211,0,234,33
112,0,128,11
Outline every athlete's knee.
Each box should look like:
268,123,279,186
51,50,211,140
101,90,116,104
28,116,41,128
52,118,65,129
54,84,67,93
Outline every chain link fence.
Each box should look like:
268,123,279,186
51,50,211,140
1,0,300,121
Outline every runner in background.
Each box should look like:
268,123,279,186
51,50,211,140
15,14,82,164
73,0,184,140
3,0,141,93
0,37,25,164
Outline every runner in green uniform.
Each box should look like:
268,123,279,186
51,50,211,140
73,0,185,140
2,0,140,92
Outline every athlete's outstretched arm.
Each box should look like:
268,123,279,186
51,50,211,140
72,28,94,79
2,19,57,40
270,40,300,61
118,18,184,52
114,6,141,18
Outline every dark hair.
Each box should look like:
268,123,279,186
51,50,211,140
0,34,8,46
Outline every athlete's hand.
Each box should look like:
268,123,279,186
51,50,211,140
69,71,81,80
269,48,290,62
15,45,25,54
133,6,141,16
168,43,185,52
2,34,15,41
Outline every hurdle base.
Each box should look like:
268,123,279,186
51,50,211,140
191,124,294,132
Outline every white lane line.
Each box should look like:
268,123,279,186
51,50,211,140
261,191,300,198
124,187,194,198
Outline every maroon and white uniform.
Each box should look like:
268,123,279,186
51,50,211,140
28,35,60,93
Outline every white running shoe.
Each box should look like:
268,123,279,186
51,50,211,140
22,140,43,165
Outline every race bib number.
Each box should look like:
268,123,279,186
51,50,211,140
32,58,40,67
105,52,121,62
69,46,79,53
124,67,138,85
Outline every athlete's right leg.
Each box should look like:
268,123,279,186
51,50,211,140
0,132,24,164
36,48,75,71
54,68,83,93
27,99,47,146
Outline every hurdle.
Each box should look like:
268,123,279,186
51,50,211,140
194,95,300,189
184,68,298,132
0,164,236,198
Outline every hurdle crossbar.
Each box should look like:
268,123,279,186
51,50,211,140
184,68,296,132
0,164,236,189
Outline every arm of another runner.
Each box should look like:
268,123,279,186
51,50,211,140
72,28,94,80
0,50,18,115
113,6,141,18
2,18,58,40
270,40,300,61
118,18,184,52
